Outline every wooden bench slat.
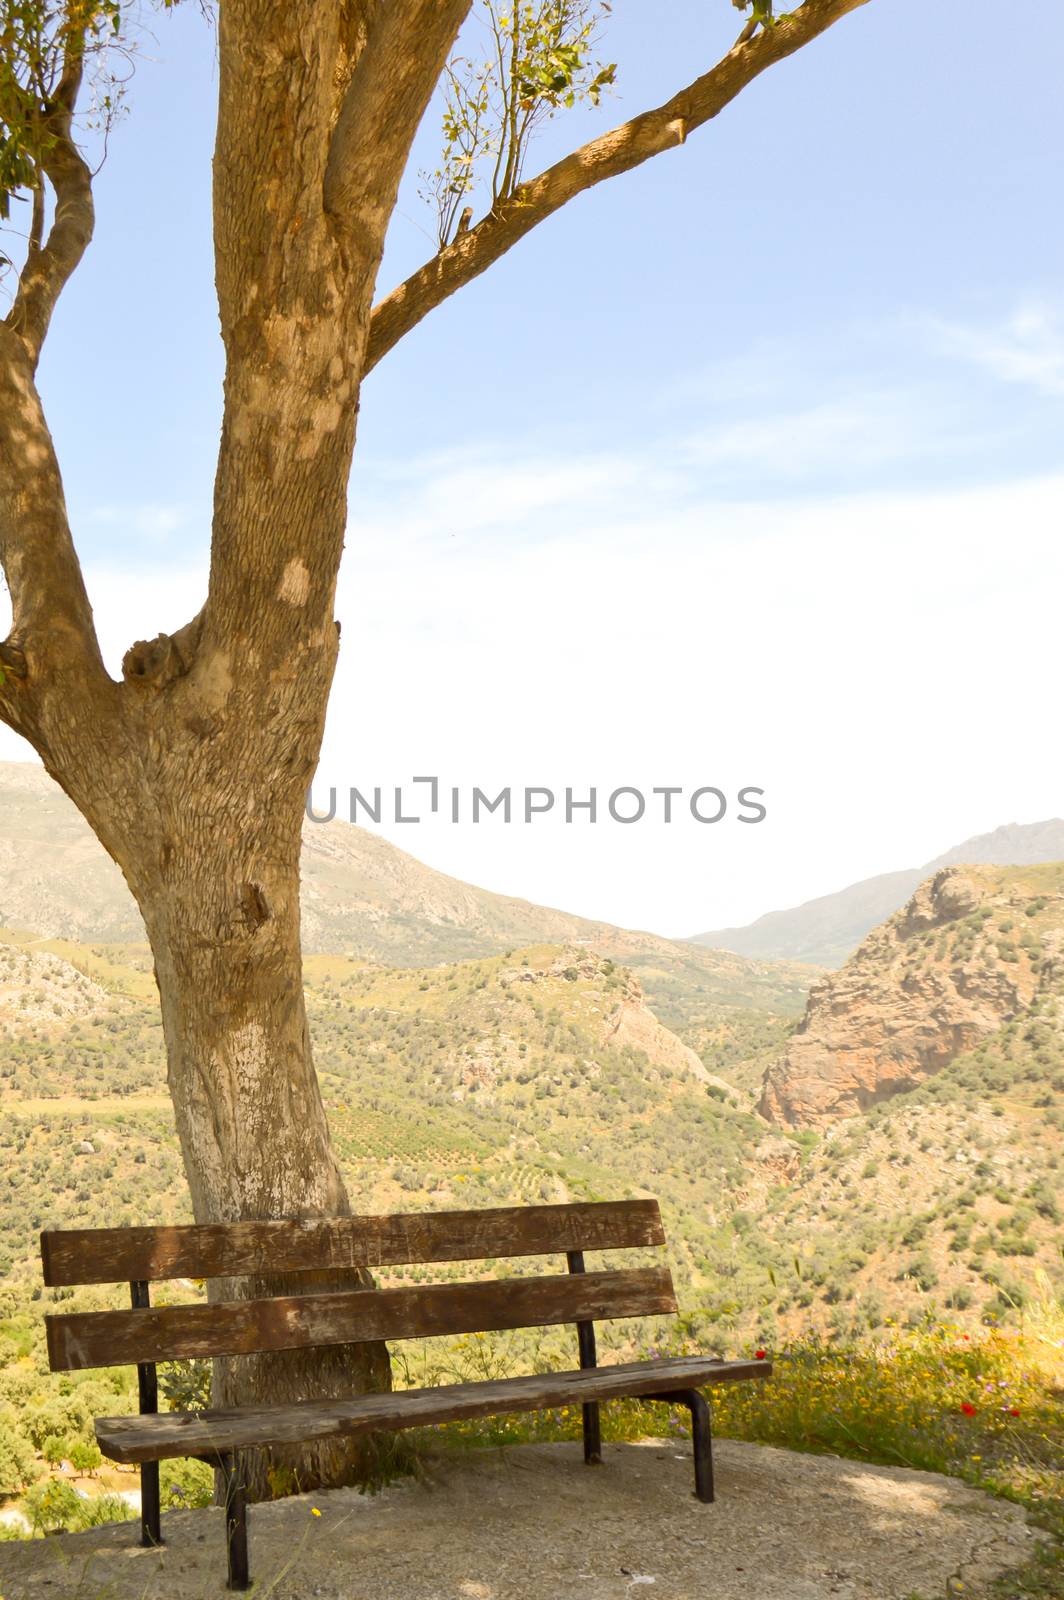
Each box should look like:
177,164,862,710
46,1266,677,1371
94,1355,772,1463
40,1200,665,1286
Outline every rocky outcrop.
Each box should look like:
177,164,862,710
758,865,1060,1127
0,939,114,1032
503,947,715,1088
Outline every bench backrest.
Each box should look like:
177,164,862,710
42,1200,675,1373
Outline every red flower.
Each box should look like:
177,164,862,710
1009,1408,1020,1417
960,1402,977,1416
962,1334,970,1341
755,1349,767,1360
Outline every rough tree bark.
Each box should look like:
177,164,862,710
0,0,871,1498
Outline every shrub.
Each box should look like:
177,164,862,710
77,1493,135,1527
159,1359,212,1414
160,1455,214,1509
23,1478,84,1534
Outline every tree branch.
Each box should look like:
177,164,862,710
0,323,110,743
28,176,46,259
4,44,94,371
0,17,109,757
324,0,472,265
365,0,871,375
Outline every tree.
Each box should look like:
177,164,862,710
69,1438,103,1475
0,0,870,1497
41,1432,71,1468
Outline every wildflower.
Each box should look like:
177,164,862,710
311,1507,322,1518
1009,1408,1020,1417
960,1403,977,1416
755,1349,767,1360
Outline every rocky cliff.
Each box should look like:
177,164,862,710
758,863,1064,1127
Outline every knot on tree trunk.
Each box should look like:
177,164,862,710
241,881,274,930
0,640,28,681
122,610,204,689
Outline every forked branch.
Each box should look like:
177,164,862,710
324,0,473,262
366,0,871,374
0,324,109,735
5,40,95,370
0,12,104,738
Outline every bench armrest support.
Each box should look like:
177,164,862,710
566,1251,602,1464
131,1279,162,1548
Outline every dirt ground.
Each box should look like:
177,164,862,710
0,1439,1045,1600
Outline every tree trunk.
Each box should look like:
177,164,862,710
120,764,393,1500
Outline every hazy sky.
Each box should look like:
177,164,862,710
2,0,1062,937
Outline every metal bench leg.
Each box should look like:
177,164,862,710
637,1388,714,1503
581,1400,603,1466
566,1250,603,1466
140,1461,162,1548
677,1389,714,1503
221,1453,250,1591
129,1281,163,1548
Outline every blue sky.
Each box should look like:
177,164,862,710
2,0,1063,935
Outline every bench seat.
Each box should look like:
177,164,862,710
95,1354,770,1464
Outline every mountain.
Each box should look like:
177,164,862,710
758,862,1064,1127
690,819,1064,967
0,762,814,1032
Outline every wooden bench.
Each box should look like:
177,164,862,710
41,1199,771,1590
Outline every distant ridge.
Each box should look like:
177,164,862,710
0,762,813,1017
690,818,1064,967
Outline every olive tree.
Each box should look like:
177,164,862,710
0,0,870,1495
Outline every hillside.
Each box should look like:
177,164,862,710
691,819,1064,967
0,763,813,1040
0,924,1061,1512
0,936,771,1293
758,863,1064,1127
753,1006,1064,1339
0,924,1059,1330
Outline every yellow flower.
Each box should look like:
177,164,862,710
311,1507,322,1517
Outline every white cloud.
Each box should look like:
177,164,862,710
89,502,192,543
680,390,929,479
927,299,1064,398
